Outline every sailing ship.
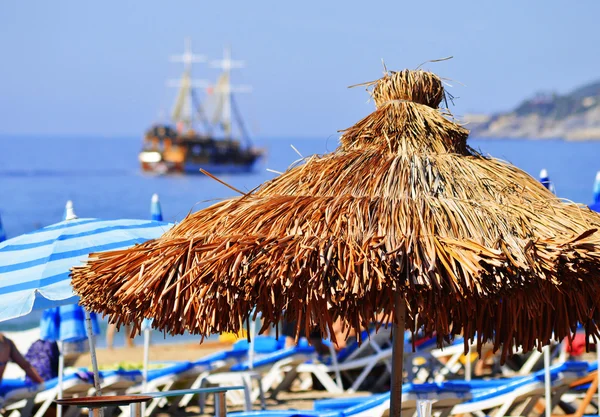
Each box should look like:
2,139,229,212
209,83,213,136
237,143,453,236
139,39,264,174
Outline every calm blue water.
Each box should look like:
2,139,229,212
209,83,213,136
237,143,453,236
1,135,599,345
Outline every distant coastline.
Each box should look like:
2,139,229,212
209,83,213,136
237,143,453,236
464,79,600,141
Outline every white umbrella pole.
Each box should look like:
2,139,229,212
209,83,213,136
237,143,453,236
327,329,343,390
465,342,472,382
142,327,150,416
57,342,64,417
249,319,256,370
544,345,551,417
85,311,104,417
143,327,150,391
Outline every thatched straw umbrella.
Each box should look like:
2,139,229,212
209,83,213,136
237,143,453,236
72,68,600,417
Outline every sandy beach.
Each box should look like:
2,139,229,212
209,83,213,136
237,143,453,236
72,340,233,369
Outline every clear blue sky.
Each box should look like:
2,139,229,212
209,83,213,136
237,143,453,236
1,1,598,138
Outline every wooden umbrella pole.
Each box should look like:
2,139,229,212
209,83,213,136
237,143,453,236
390,293,406,417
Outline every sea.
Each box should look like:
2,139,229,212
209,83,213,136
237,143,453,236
1,135,599,347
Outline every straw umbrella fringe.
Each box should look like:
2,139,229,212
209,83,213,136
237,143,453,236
72,69,600,359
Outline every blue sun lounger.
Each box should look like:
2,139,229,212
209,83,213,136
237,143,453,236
0,378,42,417
99,369,143,393
28,372,95,417
229,382,471,417
177,336,289,409
125,361,195,416
450,361,589,417
195,342,316,413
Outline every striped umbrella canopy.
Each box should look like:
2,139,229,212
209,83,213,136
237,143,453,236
0,218,172,323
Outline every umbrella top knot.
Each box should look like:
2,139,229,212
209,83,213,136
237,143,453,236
372,69,445,109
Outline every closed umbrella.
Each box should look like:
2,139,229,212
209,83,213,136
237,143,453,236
539,168,556,194
150,194,163,222
40,304,100,417
41,304,100,343
72,68,600,417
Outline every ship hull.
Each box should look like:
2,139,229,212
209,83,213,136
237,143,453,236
140,125,264,175
140,156,260,175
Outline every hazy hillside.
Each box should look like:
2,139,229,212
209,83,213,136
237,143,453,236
465,80,600,140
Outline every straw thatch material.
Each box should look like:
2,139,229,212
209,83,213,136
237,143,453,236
72,69,600,360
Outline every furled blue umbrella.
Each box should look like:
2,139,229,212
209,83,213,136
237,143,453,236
590,171,600,216
150,193,163,222
539,168,556,194
0,217,172,322
41,303,102,417
40,304,100,343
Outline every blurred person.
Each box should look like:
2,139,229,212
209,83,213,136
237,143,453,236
106,322,135,349
24,339,60,382
281,318,330,355
0,333,44,384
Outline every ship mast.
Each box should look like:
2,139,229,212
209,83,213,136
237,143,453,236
210,46,251,139
168,38,208,132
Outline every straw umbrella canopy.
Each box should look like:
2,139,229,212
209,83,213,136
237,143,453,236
72,68,600,416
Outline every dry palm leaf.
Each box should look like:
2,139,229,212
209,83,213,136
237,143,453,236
72,69,600,359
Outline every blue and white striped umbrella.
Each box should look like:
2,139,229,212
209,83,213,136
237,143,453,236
0,218,172,323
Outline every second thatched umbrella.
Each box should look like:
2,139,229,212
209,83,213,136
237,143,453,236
72,68,600,417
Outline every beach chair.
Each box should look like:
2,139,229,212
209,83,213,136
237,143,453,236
449,361,589,417
30,372,95,417
407,335,500,383
123,361,195,416
499,342,565,378
176,336,283,409
93,369,143,416
546,362,600,417
289,327,394,394
99,369,143,394
0,379,42,417
227,381,471,417
197,342,316,413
